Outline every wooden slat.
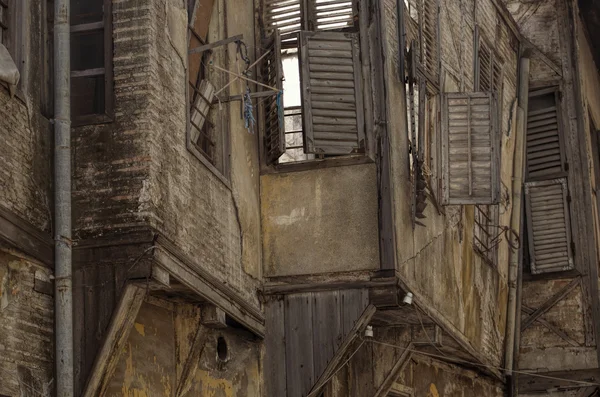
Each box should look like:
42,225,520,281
312,291,342,378
265,298,287,396
525,178,574,274
285,293,315,397
372,343,415,397
300,30,364,155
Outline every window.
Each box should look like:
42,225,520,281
441,92,499,205
474,26,502,99
403,0,439,89
0,0,8,47
523,87,573,275
186,0,229,178
261,0,362,165
70,0,113,123
473,204,499,266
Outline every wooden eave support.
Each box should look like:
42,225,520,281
188,34,243,55
373,343,415,397
81,284,146,397
307,304,377,397
175,324,209,397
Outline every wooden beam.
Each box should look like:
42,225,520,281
0,204,54,267
521,278,581,331
521,305,581,347
518,368,600,393
576,387,598,397
188,34,243,54
373,343,415,397
81,284,146,397
175,324,209,397
263,278,396,295
201,304,227,328
307,304,377,397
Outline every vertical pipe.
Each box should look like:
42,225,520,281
54,0,73,394
505,56,530,381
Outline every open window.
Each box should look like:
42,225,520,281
261,0,363,166
69,0,113,124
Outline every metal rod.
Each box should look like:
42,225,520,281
54,0,73,394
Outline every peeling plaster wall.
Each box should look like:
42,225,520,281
107,300,261,397
261,164,380,277
385,0,518,366
0,0,52,231
0,252,53,397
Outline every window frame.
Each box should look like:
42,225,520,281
185,0,231,186
473,204,499,267
69,0,114,126
259,0,374,172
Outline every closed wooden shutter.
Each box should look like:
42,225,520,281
264,0,303,36
442,92,499,205
526,87,565,179
525,178,574,274
263,31,286,164
299,31,364,154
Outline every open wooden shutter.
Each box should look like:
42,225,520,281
526,87,566,180
264,0,303,37
442,92,499,205
263,31,285,164
420,0,439,86
299,31,364,155
525,178,574,274
308,0,355,31
475,27,502,95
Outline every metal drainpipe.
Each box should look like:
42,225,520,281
505,56,530,383
54,0,73,395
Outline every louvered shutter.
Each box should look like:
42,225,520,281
526,88,565,179
263,31,286,164
309,0,355,31
299,31,364,154
420,0,439,85
475,27,502,95
442,92,499,205
525,178,574,274
264,0,303,36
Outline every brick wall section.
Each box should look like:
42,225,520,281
0,0,52,233
0,252,53,396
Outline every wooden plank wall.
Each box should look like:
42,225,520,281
264,289,369,397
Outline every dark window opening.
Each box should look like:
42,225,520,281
216,336,228,361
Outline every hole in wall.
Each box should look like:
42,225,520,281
217,336,228,362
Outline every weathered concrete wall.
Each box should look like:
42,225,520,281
261,164,379,277
0,251,53,396
107,299,261,397
0,0,52,232
385,0,518,366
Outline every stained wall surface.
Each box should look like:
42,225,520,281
385,0,519,367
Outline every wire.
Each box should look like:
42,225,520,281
366,339,600,388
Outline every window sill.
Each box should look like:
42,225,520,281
262,153,374,175
186,139,231,190
72,113,114,127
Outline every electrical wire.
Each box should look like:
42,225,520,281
366,338,600,388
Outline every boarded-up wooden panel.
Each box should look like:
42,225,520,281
263,31,285,164
299,30,365,154
312,290,342,377
525,178,574,274
526,87,566,180
442,92,499,205
265,298,287,396
285,293,315,397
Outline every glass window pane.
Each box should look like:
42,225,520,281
71,75,105,116
71,30,104,71
71,0,103,25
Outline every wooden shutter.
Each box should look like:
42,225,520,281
442,92,499,205
525,178,574,274
299,31,364,154
475,27,502,94
420,0,439,86
263,31,286,164
308,0,355,31
264,0,303,36
526,87,566,179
